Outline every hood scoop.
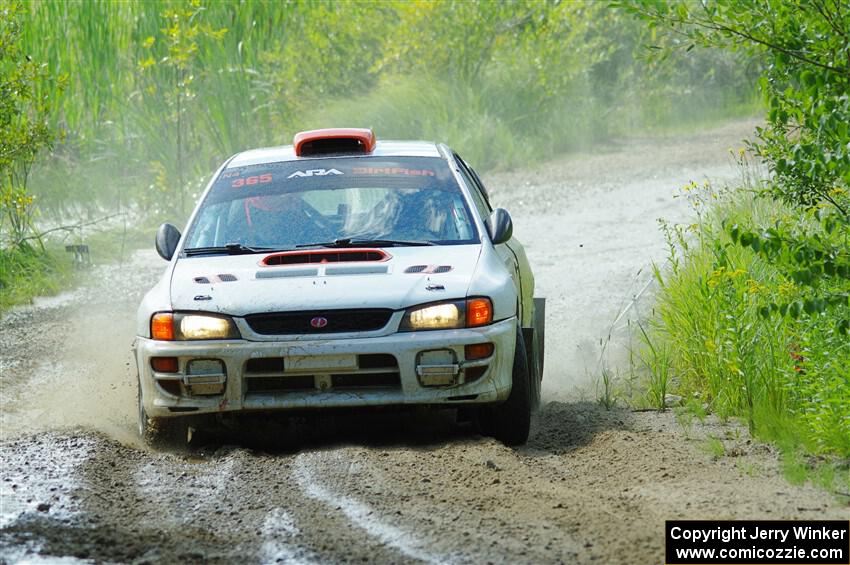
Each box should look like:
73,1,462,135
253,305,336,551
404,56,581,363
262,248,390,266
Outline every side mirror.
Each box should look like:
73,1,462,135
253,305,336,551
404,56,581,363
155,223,181,261
488,208,513,245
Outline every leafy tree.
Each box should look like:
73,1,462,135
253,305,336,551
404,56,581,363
137,0,227,215
623,0,849,214
0,0,63,247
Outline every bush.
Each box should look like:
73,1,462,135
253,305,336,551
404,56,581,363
628,0,850,467
645,182,849,457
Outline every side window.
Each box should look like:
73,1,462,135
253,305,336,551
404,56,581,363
465,163,492,209
453,153,492,219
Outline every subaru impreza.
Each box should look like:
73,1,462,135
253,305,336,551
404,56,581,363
134,128,544,446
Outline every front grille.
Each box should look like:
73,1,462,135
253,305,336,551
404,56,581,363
246,375,315,393
245,309,393,335
331,372,400,389
245,357,284,373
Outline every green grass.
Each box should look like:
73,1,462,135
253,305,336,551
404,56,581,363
0,244,74,311
636,320,672,409
0,223,153,313
597,368,617,410
637,183,850,488
703,436,726,460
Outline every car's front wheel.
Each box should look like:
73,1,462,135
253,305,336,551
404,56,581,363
481,328,532,446
138,379,189,449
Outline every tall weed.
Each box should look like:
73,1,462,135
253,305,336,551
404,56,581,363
15,1,759,218
642,183,850,457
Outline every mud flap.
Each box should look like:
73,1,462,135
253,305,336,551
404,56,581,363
522,298,545,411
521,298,545,380
533,297,545,378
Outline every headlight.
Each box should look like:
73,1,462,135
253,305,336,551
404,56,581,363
151,312,241,340
400,298,493,331
407,302,462,330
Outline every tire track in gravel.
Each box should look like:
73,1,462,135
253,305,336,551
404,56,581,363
293,451,443,563
70,437,420,563
290,440,585,564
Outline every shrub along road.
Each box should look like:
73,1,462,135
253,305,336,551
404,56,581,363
0,120,845,564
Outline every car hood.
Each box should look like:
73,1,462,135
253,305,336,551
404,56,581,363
169,245,483,316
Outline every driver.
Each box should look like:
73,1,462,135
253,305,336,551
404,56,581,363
243,192,324,247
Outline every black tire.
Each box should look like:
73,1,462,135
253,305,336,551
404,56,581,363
489,329,532,446
138,379,188,449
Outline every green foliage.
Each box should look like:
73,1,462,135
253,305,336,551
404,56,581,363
624,0,850,213
135,0,228,215
726,205,850,334
628,0,850,464
302,75,536,171
12,0,758,218
644,183,849,458
0,0,62,247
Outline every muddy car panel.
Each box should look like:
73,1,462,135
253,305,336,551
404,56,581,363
135,316,516,418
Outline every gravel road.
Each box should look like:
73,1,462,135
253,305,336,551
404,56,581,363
1,120,845,564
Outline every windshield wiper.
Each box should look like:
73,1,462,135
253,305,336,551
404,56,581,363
296,238,436,249
183,243,282,256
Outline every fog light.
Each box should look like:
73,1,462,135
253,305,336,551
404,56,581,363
465,343,494,360
151,356,179,373
416,349,459,387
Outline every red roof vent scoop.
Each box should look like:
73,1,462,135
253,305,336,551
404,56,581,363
294,128,376,156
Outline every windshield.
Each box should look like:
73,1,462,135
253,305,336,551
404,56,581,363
183,156,479,252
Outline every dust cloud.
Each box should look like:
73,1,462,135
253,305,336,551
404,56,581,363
0,251,160,445
486,119,761,400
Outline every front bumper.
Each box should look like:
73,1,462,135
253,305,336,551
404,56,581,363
135,317,516,418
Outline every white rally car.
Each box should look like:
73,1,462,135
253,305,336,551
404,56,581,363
134,128,544,446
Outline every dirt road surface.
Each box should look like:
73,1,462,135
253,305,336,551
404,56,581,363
1,120,845,564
